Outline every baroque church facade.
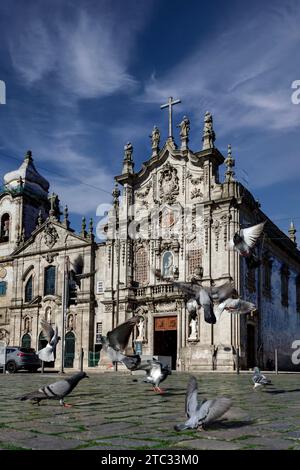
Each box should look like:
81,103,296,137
0,107,300,371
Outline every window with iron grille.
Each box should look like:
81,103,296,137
188,249,202,276
262,256,272,298
135,247,148,285
246,266,256,293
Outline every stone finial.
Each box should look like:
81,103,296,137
224,144,235,182
288,220,297,244
112,181,120,207
122,142,134,174
202,111,216,150
150,126,160,156
63,205,70,229
81,216,87,237
89,217,94,239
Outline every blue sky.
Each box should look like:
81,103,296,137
0,0,300,238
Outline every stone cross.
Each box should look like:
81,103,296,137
160,96,181,138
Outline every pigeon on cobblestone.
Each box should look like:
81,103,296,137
99,316,141,369
228,221,266,269
38,319,60,362
17,371,88,407
136,359,171,393
252,367,272,389
214,298,256,321
175,376,232,431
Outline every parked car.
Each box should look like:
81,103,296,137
5,347,41,373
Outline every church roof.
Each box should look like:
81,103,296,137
4,150,50,196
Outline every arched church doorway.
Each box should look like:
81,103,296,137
64,331,75,368
153,316,177,370
38,331,54,367
247,323,256,369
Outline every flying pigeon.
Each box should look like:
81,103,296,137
252,367,272,389
228,221,266,269
17,371,88,407
214,298,256,321
154,269,236,324
99,316,141,369
174,376,232,431
136,359,171,393
38,319,60,363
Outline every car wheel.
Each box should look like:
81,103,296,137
6,361,17,373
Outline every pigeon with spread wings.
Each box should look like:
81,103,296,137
136,359,171,393
38,319,60,363
99,316,141,370
175,376,232,431
228,221,266,269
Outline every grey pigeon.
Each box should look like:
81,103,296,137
252,367,272,389
154,269,236,324
136,359,171,393
38,319,60,362
228,221,266,269
175,376,232,431
17,371,88,407
99,316,141,369
214,298,256,321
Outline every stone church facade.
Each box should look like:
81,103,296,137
0,111,300,371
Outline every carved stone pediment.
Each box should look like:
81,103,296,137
42,252,59,264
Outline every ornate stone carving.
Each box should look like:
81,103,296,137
186,171,204,185
159,163,179,204
202,111,216,150
44,222,59,248
211,219,221,251
0,329,9,345
42,252,59,264
203,217,210,252
190,188,203,200
136,181,152,201
155,302,177,312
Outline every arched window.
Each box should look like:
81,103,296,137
25,276,33,303
44,266,56,296
21,333,31,349
0,281,7,296
0,213,10,242
135,247,149,285
162,251,174,278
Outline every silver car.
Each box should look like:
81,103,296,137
5,347,41,373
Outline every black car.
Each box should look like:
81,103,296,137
5,346,41,373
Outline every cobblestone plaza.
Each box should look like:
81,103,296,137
1,371,300,450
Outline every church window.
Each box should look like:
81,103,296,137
262,255,272,298
0,213,10,242
25,276,33,303
188,249,202,276
296,276,300,313
135,247,149,285
281,264,289,307
246,266,256,293
162,251,174,278
44,266,56,296
0,281,7,296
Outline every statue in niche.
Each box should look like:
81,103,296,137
136,317,144,341
189,316,198,340
67,314,74,330
24,317,30,333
